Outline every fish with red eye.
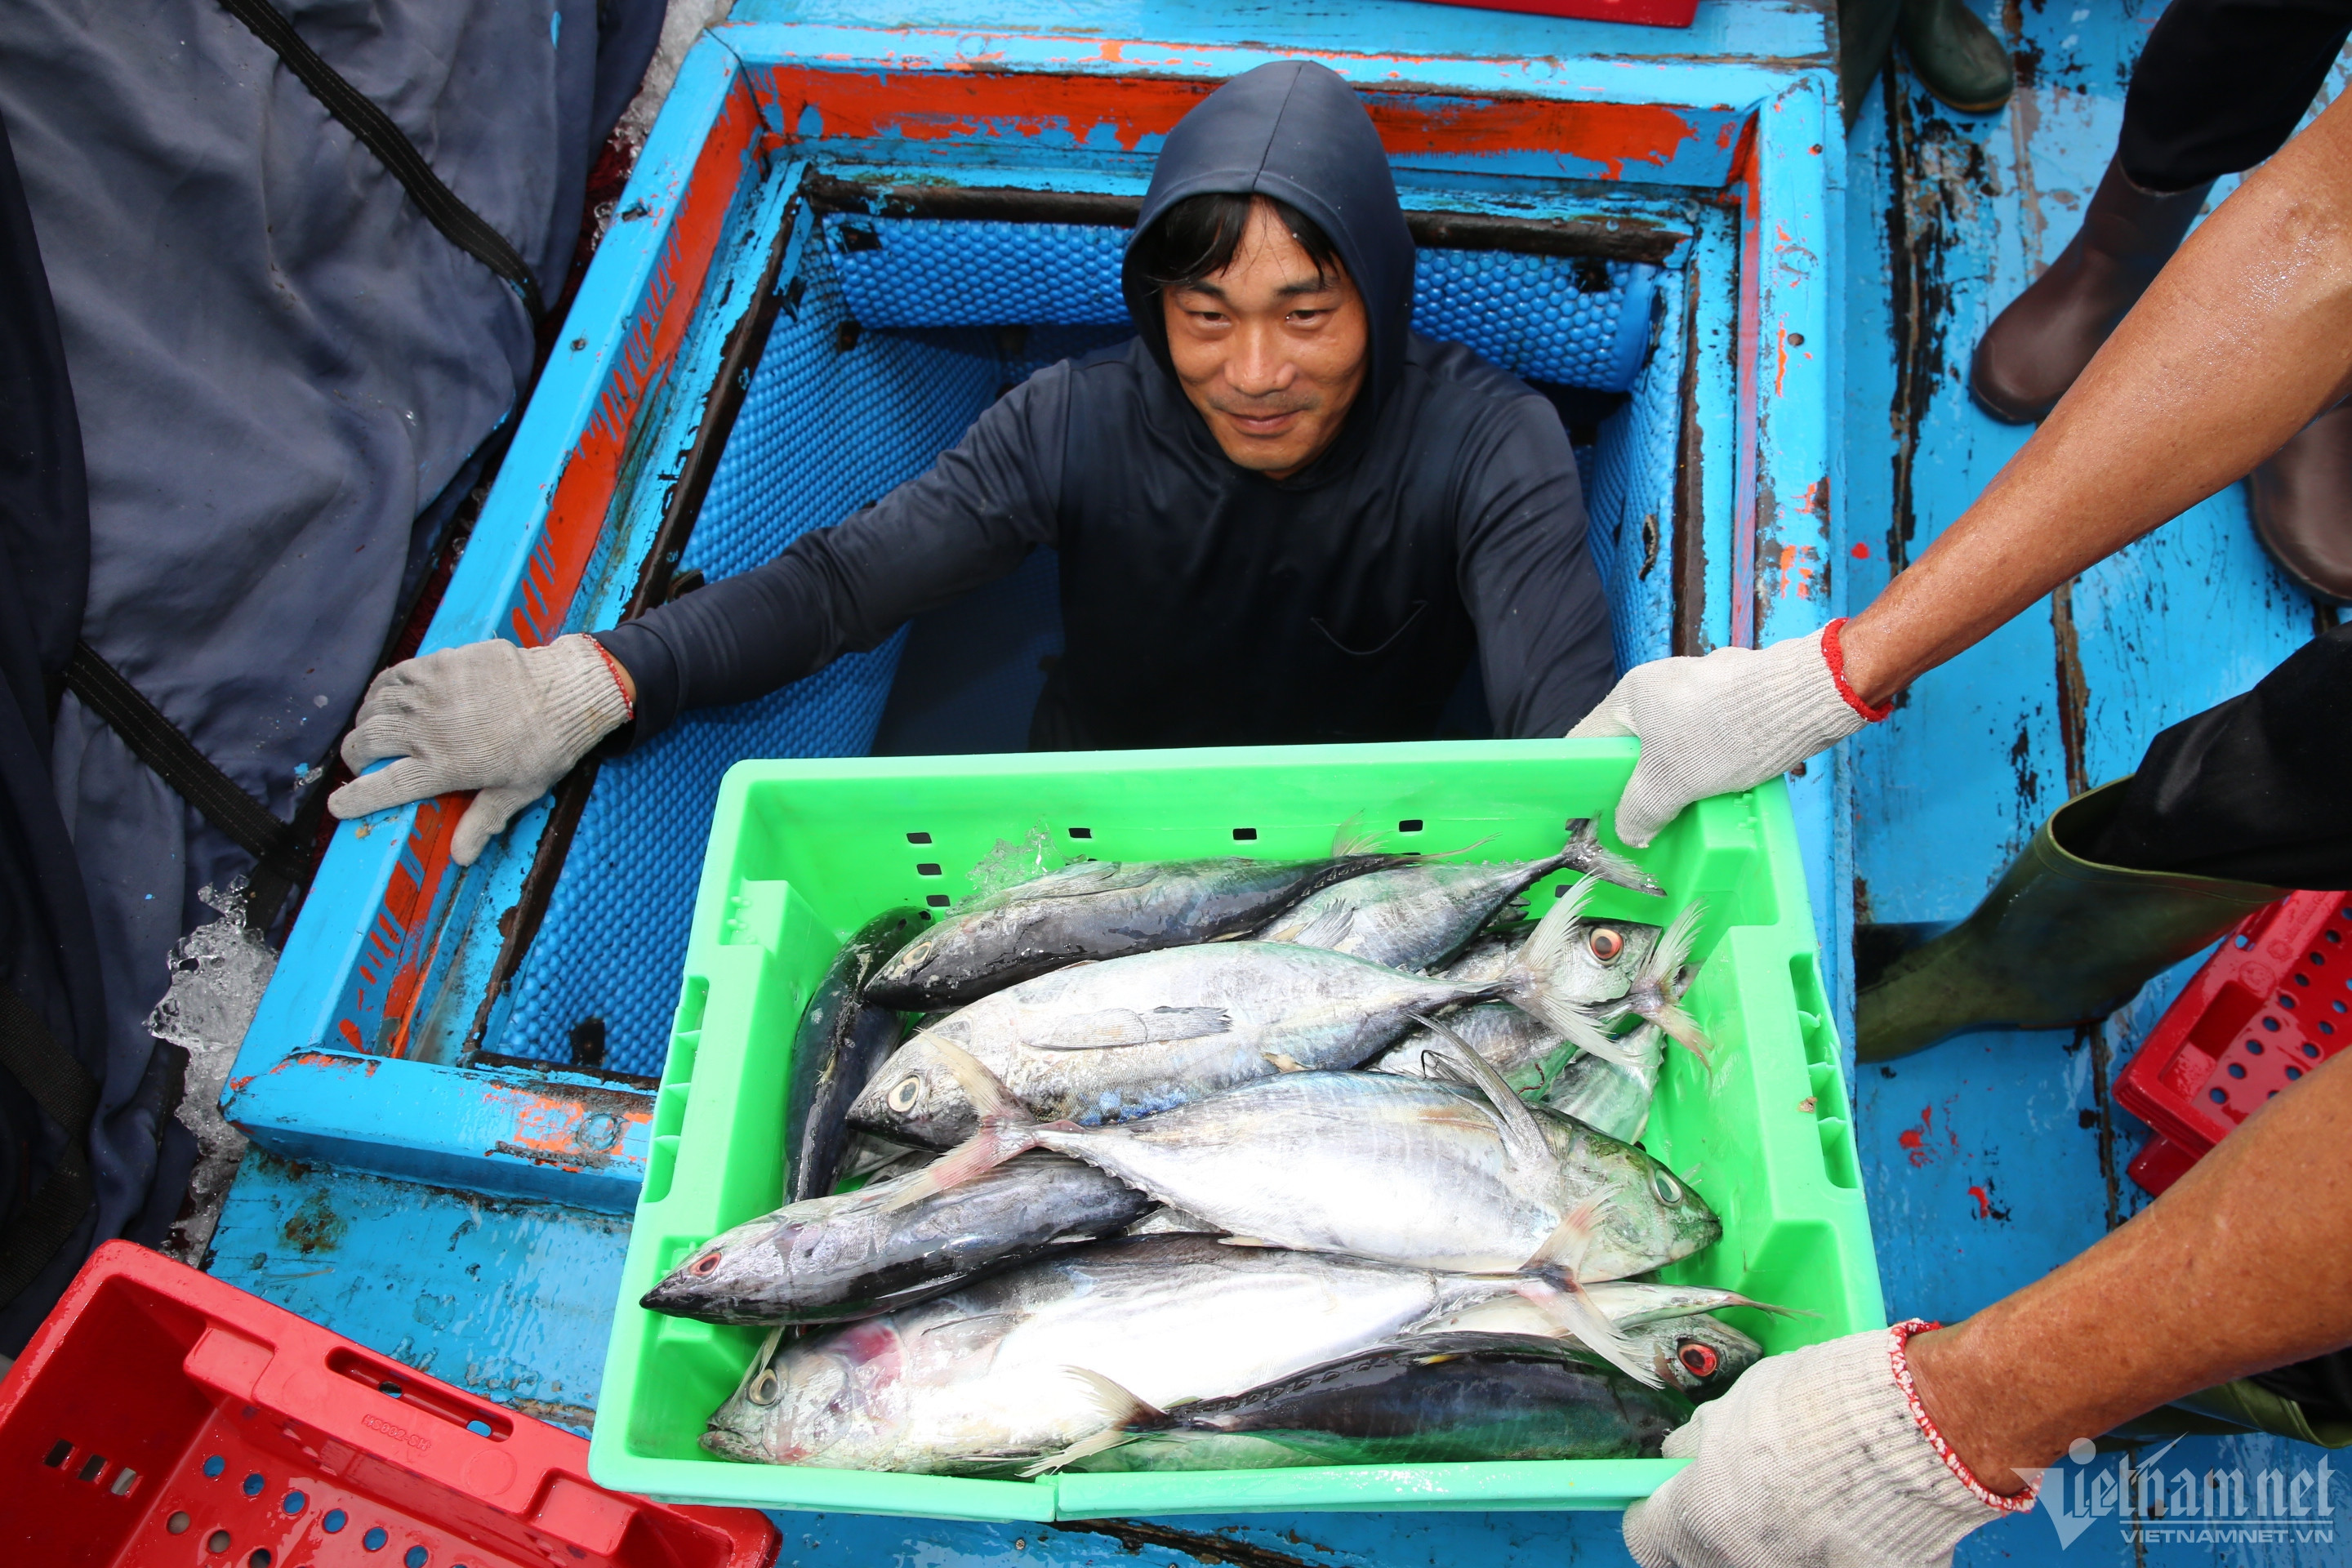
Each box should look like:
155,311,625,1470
1587,927,1626,963
1677,1340,1721,1379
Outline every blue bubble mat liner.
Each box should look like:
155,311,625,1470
828,215,1660,391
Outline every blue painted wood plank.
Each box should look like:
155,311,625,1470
724,0,1835,91
204,1152,627,1436
1841,0,2352,1561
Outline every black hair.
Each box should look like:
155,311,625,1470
1131,191,1344,293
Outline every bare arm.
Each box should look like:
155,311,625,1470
1842,91,2352,707
1909,1047,2352,1490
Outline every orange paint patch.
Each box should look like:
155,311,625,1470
517,78,768,648
373,793,465,1058
501,1091,654,1158
768,65,1202,151
1364,96,1698,179
1775,542,1819,600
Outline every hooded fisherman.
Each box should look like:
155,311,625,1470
324,60,1615,862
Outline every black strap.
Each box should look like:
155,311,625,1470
213,0,546,321
65,642,294,864
0,984,99,1304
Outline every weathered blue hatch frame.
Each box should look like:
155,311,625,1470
225,7,1846,1214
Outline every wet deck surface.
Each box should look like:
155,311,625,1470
202,1,2352,1562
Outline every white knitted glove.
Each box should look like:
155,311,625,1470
1569,621,1884,847
1623,1325,2031,1568
328,634,632,866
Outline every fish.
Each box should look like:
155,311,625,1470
862,844,1422,1011
784,906,926,1203
1040,1331,1694,1472
1402,1298,1767,1401
1254,820,1661,973
1543,1026,1665,1143
849,885,1621,1148
701,1235,1552,1473
1365,906,1672,1086
901,1027,1721,1380
640,1151,1152,1325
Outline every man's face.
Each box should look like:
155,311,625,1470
1161,201,1370,481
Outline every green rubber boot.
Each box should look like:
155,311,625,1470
1855,782,2287,1063
1895,0,2015,114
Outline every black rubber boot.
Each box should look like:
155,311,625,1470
1895,0,2014,114
1970,158,2214,425
1839,0,1902,128
1855,782,2287,1062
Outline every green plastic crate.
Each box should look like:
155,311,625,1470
588,740,1882,1519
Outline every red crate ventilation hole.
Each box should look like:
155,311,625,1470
2116,889,2352,1195
0,1241,776,1568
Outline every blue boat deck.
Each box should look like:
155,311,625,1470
198,1,2352,1563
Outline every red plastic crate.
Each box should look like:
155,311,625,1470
0,1241,776,1568
1410,0,1700,28
2116,889,2352,1195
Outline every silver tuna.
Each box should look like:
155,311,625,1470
1254,819,1660,973
862,846,1419,1011
849,887,1614,1147
641,1151,1152,1325
701,1235,1543,1473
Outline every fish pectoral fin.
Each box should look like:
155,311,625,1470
1261,1049,1307,1072
1525,1193,1608,1277
1280,899,1358,951
917,1314,1019,1361
1027,1006,1232,1050
1215,1235,1279,1248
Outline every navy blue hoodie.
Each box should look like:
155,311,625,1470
599,60,1615,749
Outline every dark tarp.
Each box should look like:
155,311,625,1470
0,104,137,1355
0,0,658,1344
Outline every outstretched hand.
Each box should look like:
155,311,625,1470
1569,623,1883,847
329,633,632,865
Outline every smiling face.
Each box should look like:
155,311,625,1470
1160,199,1370,481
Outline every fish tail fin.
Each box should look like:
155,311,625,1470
1625,902,1716,1068
1514,1274,1666,1388
880,1041,1047,1211
1503,879,1645,1074
1517,873,1595,975
1562,817,1664,896
1021,1368,1164,1477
